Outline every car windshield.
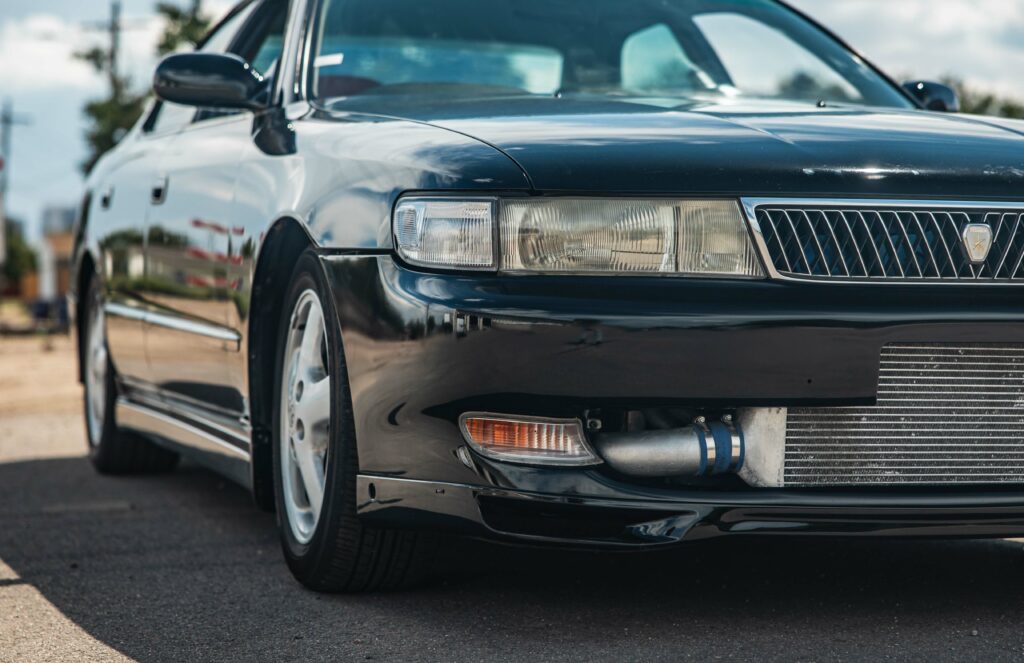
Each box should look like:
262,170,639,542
310,0,913,109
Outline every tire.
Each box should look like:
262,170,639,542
272,250,435,592
82,272,179,474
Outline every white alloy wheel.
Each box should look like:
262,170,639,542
84,295,108,445
280,289,332,544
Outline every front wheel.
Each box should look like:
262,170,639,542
272,251,434,592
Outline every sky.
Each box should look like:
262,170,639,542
0,0,1022,245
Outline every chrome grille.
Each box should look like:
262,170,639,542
750,201,1024,282
785,344,1024,486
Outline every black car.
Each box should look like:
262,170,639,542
71,0,1024,592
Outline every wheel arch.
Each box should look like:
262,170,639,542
74,250,99,384
247,216,317,511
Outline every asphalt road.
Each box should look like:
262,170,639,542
4,339,1024,662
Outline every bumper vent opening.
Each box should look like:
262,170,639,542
478,496,680,542
785,343,1024,487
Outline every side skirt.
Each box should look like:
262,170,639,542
116,398,253,489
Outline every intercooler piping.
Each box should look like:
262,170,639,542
592,418,744,478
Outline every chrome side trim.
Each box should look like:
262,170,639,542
104,301,147,322
145,309,240,343
741,197,1024,286
116,399,250,460
160,390,252,437
104,302,240,345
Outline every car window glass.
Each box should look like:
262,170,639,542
694,13,863,103
621,24,716,94
146,2,258,136
310,0,909,109
312,0,564,98
248,9,288,77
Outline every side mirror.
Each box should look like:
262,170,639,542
153,53,266,111
902,80,960,113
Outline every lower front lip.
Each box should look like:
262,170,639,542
356,474,1024,547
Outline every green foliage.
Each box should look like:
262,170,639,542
156,1,212,56
80,90,147,175
147,225,189,248
3,220,37,284
74,31,145,175
778,71,853,104
77,1,213,174
942,78,1024,120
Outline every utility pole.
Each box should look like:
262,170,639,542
82,0,128,94
0,99,32,270
108,1,122,92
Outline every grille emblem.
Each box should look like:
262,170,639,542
962,224,993,264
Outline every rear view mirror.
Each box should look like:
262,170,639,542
902,80,960,113
153,53,266,111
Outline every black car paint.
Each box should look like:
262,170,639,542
72,0,1024,546
319,97,1024,201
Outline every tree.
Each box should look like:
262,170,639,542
75,48,146,174
156,1,212,56
3,219,37,285
76,1,213,174
80,89,148,175
942,78,1024,120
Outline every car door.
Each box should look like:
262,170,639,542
88,124,170,394
140,0,289,432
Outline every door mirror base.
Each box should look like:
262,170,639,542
903,81,960,113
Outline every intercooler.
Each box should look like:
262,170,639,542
784,343,1024,486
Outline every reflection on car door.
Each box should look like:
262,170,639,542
91,126,170,395
140,120,248,426
140,0,288,434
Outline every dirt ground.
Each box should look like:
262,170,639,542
0,335,84,467
0,335,82,416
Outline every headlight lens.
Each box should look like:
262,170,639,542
501,199,678,274
394,198,763,278
394,199,495,269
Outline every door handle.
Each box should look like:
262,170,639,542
151,175,168,205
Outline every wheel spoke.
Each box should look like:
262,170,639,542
280,289,332,544
85,298,108,444
297,302,324,371
295,375,330,436
292,437,324,519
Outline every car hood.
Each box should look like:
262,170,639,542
332,95,1024,199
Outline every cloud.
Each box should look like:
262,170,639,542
0,15,98,90
790,0,1024,96
0,1,239,234
0,1,238,93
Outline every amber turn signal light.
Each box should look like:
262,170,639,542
459,413,601,466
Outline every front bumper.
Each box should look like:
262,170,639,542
322,254,1024,543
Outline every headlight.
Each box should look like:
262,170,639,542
394,197,763,278
393,199,495,269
